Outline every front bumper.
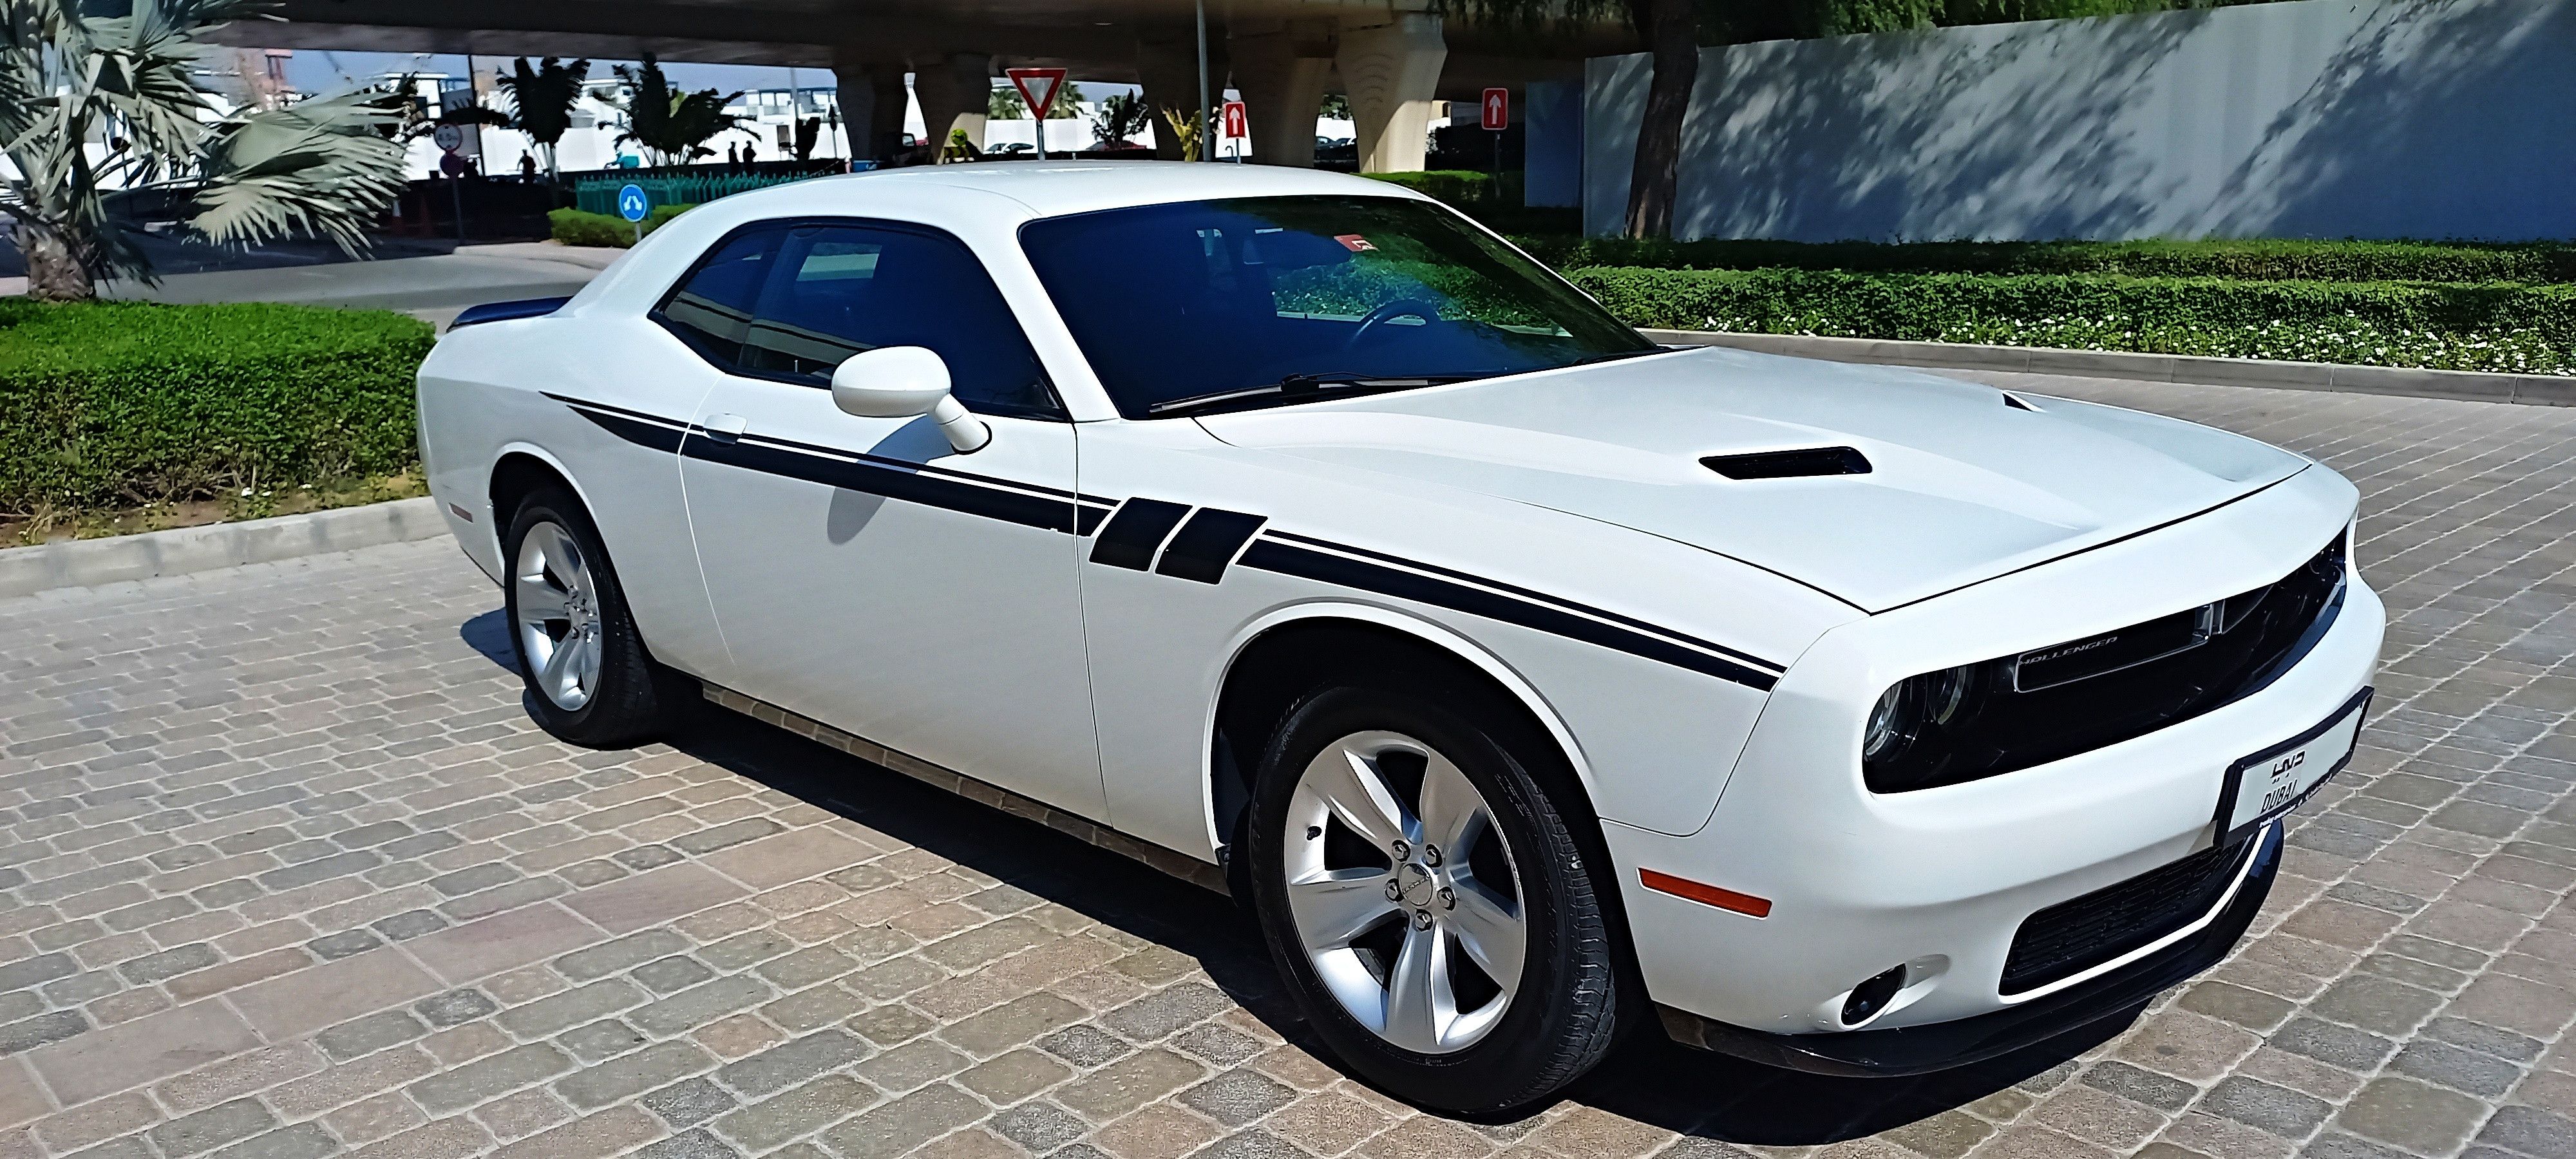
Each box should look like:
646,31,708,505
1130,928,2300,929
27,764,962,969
1657,822,2281,1075
1602,466,2380,1044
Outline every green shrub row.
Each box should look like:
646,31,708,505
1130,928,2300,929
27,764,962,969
1365,170,1525,209
0,301,435,514
549,204,693,248
1567,267,2576,376
1526,237,2576,285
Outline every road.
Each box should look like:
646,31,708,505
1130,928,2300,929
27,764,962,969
2,373,2573,1159
0,241,618,324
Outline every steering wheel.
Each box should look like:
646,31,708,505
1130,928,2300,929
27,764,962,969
1343,298,1443,351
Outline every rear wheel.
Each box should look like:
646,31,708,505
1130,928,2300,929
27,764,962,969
1246,685,1622,1113
502,487,684,748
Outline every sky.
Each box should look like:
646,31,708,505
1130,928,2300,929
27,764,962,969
282,52,811,95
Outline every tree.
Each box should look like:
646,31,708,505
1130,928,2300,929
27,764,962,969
1090,90,1151,149
0,0,408,301
611,54,742,166
792,115,821,161
496,56,589,179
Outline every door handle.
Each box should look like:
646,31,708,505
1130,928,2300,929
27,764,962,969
701,413,748,440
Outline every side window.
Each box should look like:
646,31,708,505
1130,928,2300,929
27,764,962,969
654,227,785,369
741,224,1060,418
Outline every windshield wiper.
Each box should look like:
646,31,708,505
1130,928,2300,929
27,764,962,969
1146,372,1474,417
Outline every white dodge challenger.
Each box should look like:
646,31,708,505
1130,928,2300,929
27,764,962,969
419,163,2382,1113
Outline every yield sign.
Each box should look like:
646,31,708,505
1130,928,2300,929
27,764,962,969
1006,67,1070,119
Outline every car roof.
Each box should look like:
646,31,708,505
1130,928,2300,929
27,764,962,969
750,160,1429,220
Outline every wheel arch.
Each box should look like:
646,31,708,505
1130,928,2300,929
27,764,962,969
1206,603,1601,860
488,445,591,536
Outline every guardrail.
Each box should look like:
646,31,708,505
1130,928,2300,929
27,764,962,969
570,161,867,214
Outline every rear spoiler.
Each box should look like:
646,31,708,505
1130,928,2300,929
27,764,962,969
449,296,571,330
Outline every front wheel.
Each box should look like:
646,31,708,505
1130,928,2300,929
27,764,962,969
1245,685,1623,1114
502,486,683,748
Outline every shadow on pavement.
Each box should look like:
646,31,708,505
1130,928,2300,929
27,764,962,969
457,608,2141,1145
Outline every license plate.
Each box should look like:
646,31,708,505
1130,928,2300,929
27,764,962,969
2215,687,2372,846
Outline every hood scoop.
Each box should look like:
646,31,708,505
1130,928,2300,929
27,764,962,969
1702,446,1872,480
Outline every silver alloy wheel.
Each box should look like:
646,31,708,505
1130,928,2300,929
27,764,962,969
1282,730,1526,1054
513,522,603,711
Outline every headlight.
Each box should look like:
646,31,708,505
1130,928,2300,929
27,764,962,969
1862,664,1981,788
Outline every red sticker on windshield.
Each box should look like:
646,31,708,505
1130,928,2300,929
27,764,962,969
1334,234,1376,252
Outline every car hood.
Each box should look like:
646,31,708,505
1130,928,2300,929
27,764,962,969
1193,347,2307,612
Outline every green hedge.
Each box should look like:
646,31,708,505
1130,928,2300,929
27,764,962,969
1365,170,1526,209
1569,267,2576,376
549,204,693,248
1526,237,2576,285
0,301,435,514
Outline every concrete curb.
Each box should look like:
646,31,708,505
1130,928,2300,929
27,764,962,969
0,497,449,601
1643,330,2576,407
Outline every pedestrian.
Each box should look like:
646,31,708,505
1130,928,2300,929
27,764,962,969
518,151,537,180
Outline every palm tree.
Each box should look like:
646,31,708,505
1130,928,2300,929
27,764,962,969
496,56,590,180
611,54,742,167
1091,91,1151,149
0,0,408,300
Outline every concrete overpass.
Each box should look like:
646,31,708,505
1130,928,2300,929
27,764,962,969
206,0,1629,172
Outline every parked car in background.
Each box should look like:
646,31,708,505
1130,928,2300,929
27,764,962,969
418,164,2382,1113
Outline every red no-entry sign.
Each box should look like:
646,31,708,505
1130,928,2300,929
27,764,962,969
1481,88,1509,131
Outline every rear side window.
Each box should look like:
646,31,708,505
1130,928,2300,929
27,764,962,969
655,221,1059,419
654,227,784,367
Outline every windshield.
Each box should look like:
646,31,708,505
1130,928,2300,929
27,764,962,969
1019,195,1657,418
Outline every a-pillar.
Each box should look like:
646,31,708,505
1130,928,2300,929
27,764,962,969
1135,33,1226,160
909,52,992,160
1231,20,1333,167
1335,11,1445,173
828,50,911,164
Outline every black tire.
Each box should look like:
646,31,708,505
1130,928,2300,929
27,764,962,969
501,486,688,748
1245,684,1622,1114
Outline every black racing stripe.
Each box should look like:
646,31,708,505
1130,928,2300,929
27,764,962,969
550,393,1092,508
547,392,676,427
572,406,687,453
1090,500,1192,570
1155,510,1267,584
1236,540,1779,690
1264,529,1783,673
1075,504,1113,537
691,435,1081,533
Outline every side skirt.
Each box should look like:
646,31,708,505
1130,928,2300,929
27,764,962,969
698,683,1230,896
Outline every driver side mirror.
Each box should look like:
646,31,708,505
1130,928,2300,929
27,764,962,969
829,346,991,454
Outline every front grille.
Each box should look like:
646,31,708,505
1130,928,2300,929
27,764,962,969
2002,837,2255,995
1870,531,2349,792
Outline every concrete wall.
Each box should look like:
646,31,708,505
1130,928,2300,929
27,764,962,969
1584,0,2576,241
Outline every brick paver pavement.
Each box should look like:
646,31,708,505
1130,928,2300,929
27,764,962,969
5,373,2576,1159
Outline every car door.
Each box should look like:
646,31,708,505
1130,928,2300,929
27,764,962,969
668,220,1106,819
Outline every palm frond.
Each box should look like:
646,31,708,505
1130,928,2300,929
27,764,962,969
189,84,407,257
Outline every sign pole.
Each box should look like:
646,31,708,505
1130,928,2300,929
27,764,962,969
1195,0,1211,162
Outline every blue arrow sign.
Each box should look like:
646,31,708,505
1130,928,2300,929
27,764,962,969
617,184,649,223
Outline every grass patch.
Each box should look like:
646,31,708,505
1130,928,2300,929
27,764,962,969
2,469,427,547
0,299,433,523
